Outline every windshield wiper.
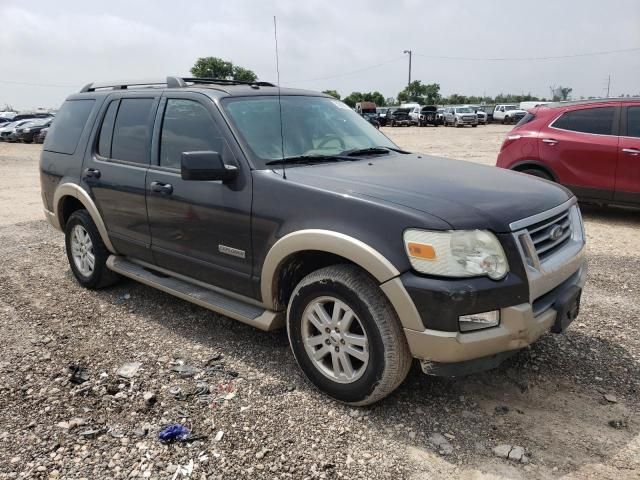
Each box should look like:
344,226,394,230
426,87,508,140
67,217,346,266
265,154,355,166
340,146,410,156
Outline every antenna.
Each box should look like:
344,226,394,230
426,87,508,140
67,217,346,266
273,16,286,180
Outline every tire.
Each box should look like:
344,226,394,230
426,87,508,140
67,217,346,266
390,120,395,127
472,124,477,128
65,209,120,289
455,119,461,128
520,168,553,181
287,265,412,406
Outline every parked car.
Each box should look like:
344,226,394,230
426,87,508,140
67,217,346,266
41,76,586,405
406,105,423,125
0,120,31,141
418,106,440,126
493,104,526,124
388,107,412,126
362,112,380,129
479,105,496,123
376,107,390,126
15,118,53,143
12,112,53,121
465,106,488,125
436,107,445,124
443,106,478,127
35,127,49,144
496,98,640,207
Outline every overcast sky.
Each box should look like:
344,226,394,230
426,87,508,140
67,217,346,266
1,0,639,110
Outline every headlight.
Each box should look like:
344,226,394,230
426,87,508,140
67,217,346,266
24,128,30,133
403,229,509,279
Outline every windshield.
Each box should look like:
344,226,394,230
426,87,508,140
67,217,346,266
222,96,396,167
455,107,473,113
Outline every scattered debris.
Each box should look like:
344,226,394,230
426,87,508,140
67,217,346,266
68,364,89,384
116,362,142,379
143,391,157,406
79,428,105,439
493,444,529,463
57,418,86,430
170,364,200,378
214,430,224,442
427,433,453,456
494,405,509,415
158,424,191,443
608,419,628,429
604,394,618,403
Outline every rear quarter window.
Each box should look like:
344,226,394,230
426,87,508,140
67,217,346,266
516,112,536,127
43,99,95,154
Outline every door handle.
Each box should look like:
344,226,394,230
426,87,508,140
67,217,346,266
622,148,640,155
542,138,559,145
84,168,101,179
150,181,173,195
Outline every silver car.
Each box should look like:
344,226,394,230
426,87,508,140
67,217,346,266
443,107,478,127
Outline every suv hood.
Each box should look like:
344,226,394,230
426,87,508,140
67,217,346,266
283,153,571,232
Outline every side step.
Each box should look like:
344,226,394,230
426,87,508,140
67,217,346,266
106,256,284,331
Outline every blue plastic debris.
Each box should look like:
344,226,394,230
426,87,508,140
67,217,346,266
158,424,191,442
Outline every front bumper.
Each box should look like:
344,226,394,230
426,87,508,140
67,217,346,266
394,198,586,368
404,263,586,364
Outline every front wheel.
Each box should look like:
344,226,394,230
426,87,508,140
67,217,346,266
287,265,412,406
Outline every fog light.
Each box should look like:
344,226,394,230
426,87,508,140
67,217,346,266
459,310,500,332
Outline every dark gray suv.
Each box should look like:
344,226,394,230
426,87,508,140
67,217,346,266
40,77,586,405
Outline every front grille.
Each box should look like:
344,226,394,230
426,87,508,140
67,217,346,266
462,116,475,120
525,209,572,260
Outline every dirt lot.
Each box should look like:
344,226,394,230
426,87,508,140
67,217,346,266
0,125,638,479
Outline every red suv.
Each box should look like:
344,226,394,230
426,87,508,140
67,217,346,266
496,99,640,206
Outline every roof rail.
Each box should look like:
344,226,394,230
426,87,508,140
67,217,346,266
181,77,276,87
79,76,275,93
79,76,187,93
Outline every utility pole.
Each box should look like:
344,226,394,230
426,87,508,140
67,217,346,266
403,50,412,87
606,75,611,97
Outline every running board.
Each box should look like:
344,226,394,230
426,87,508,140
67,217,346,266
106,256,284,331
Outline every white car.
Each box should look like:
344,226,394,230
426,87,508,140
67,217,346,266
493,104,527,124
464,105,488,125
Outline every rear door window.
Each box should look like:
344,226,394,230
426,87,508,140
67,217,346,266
44,99,95,154
552,107,615,135
111,98,156,164
626,106,640,138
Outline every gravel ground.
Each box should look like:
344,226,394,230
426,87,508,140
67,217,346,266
0,128,638,479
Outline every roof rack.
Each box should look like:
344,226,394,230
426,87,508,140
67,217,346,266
79,76,275,93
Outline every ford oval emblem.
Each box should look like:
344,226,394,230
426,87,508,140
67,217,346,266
549,225,564,241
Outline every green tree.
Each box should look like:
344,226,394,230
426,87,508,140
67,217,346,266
322,90,341,100
342,92,363,108
397,81,440,104
342,91,386,108
190,56,257,82
362,91,386,106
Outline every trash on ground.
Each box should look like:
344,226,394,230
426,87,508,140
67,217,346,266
68,364,89,384
158,424,191,443
116,362,142,379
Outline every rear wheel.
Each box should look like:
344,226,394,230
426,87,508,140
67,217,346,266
65,210,120,289
287,265,412,406
520,168,553,181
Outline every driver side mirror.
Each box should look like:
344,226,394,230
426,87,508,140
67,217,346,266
181,151,238,182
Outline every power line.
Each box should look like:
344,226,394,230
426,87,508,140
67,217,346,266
282,56,405,84
412,47,640,62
